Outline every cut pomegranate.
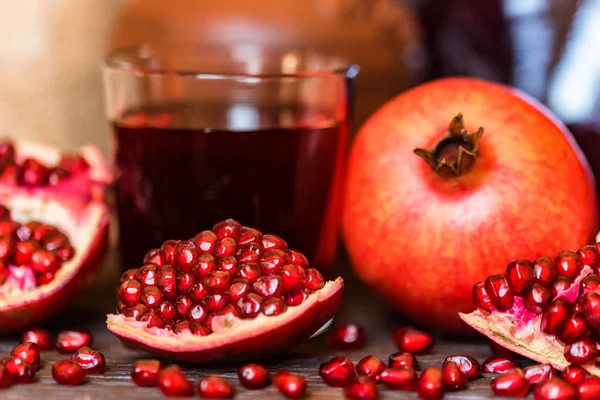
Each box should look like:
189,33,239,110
0,139,110,333
460,243,600,375
326,323,365,350
52,359,85,385
524,364,556,385
344,376,378,400
388,352,419,370
442,361,467,390
237,363,269,389
21,328,52,350
56,329,92,353
319,356,356,387
197,376,234,398
355,355,385,382
393,327,434,353
10,342,40,370
157,365,194,397
418,366,444,400
490,368,530,397
72,346,105,374
482,355,520,373
578,376,600,400
131,359,161,386
1,355,35,383
107,220,343,363
533,378,578,400
273,370,306,399
443,355,481,381
380,366,417,390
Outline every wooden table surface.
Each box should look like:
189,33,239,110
0,248,530,399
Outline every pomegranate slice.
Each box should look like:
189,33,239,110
460,243,600,375
0,139,110,333
107,220,344,363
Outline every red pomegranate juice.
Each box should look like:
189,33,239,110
113,104,346,276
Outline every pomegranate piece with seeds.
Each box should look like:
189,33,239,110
460,242,600,375
491,368,530,397
380,366,417,390
389,352,419,370
443,354,481,381
237,363,269,389
131,359,161,386
11,342,40,370
418,366,444,400
157,365,194,397
319,356,356,387
198,376,234,398
72,346,105,374
56,329,92,353
21,328,52,350
326,323,366,350
344,376,378,400
273,370,306,399
442,361,468,390
1,355,35,383
52,359,85,385
355,355,385,382
533,377,578,400
393,327,434,353
578,376,600,400
106,220,344,363
482,355,520,373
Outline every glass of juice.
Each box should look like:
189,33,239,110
103,43,358,276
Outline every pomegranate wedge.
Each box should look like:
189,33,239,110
107,219,344,363
460,243,600,376
0,139,110,333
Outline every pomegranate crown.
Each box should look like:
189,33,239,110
414,114,484,178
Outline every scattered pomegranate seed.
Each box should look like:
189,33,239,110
131,359,161,386
56,329,92,353
388,352,419,370
273,370,306,399
355,355,385,382
237,363,269,389
0,364,9,388
562,365,590,385
380,366,418,390
344,376,378,400
442,361,468,390
524,364,556,385
418,366,444,400
393,327,434,353
319,356,356,387
534,378,578,400
10,342,40,370
443,354,481,381
578,376,600,400
491,368,530,397
198,376,234,398
52,359,85,385
157,365,194,397
482,355,519,373
72,346,105,374
1,355,35,383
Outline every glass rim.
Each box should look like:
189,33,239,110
105,42,360,81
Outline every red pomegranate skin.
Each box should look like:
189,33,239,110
342,77,598,334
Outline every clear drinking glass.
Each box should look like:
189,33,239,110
103,43,358,276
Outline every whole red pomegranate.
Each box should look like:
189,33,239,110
342,77,598,334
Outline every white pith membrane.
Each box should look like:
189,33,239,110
107,278,343,355
0,194,107,307
460,265,600,376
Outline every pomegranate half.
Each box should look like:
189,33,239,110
106,219,344,363
0,139,111,332
342,77,598,334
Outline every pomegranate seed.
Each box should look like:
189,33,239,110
236,293,264,318
214,238,237,257
237,242,263,263
579,245,600,272
491,368,530,397
506,259,534,295
186,304,207,323
260,249,290,274
238,363,269,389
32,224,57,242
52,359,85,385
553,277,574,298
21,328,52,350
562,365,590,385
20,158,49,186
225,279,250,301
119,279,142,306
160,240,178,264
482,355,519,373
14,239,39,265
555,250,583,278
288,249,308,268
187,282,208,302
193,230,218,253
393,327,434,353
120,268,138,282
580,292,600,328
141,286,164,308
55,244,74,262
194,254,217,278
30,249,59,274
418,366,444,400
217,256,237,273
124,304,148,319
558,313,590,344
216,303,239,318
16,222,39,241
198,376,234,398
176,272,195,293
279,264,306,292
484,274,514,311
581,274,600,296
356,355,385,382
201,294,229,312
190,322,211,336
234,262,262,283
131,359,161,386
36,271,55,285
442,361,467,390
389,352,419,370
135,264,158,287
1,355,34,383
0,364,9,388
176,296,193,316
262,297,287,316
173,240,198,272
304,268,325,290
157,265,178,300
56,329,92,353
564,338,598,364
252,274,283,298
0,163,20,184
213,219,241,239
380,366,417,390
138,311,165,329
157,365,194,397
524,364,556,385
72,346,105,374
578,376,600,400
11,342,40,370
59,154,89,172
273,371,306,399
143,248,163,266
344,376,378,400
0,141,15,160
0,220,17,237
533,256,557,287
524,284,552,314
534,378,578,400
473,282,493,313
319,356,356,387
541,301,572,334
262,234,288,250
285,288,312,306
174,321,191,334
157,301,177,320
